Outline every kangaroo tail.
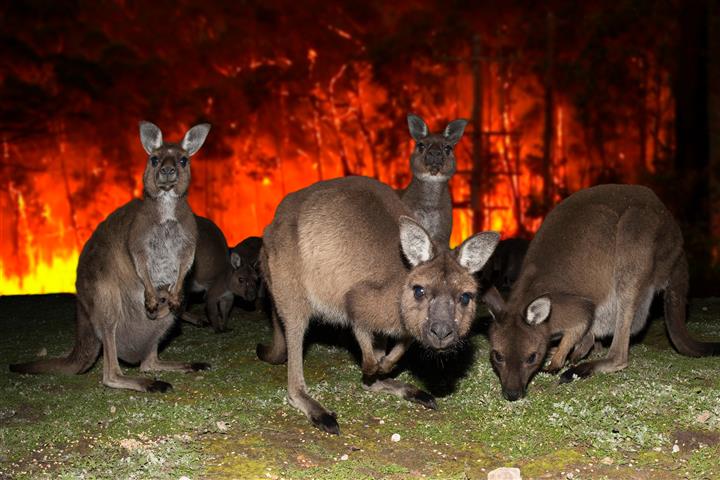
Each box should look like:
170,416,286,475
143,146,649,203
664,254,720,357
9,304,101,374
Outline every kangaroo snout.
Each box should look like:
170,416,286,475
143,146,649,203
424,151,444,174
157,160,178,187
502,387,526,402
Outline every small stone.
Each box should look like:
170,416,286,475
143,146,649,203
379,419,385,424
600,457,613,465
672,444,680,453
36,348,47,357
696,411,711,423
487,466,522,480
216,421,228,432
391,433,401,442
179,477,191,480
702,306,708,311
340,454,348,461
110,406,116,414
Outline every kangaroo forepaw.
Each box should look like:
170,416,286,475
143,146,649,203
168,291,183,312
311,411,340,435
145,301,159,320
146,380,173,393
377,357,397,375
559,363,595,384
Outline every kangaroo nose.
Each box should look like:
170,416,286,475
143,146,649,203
502,389,524,402
430,322,452,340
160,165,176,177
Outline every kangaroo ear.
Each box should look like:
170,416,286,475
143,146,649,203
139,121,163,154
407,114,429,141
481,286,506,320
181,123,211,156
456,231,500,274
525,296,551,325
444,119,468,145
230,252,243,270
398,215,435,266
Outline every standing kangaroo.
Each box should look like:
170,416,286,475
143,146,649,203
10,121,211,392
485,184,720,401
400,114,468,247
257,176,499,434
181,215,257,332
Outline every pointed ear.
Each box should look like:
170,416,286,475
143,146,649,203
398,216,435,266
525,296,551,325
181,123,211,156
407,113,429,141
139,121,163,154
230,252,242,270
443,119,468,145
456,231,500,274
481,286,506,319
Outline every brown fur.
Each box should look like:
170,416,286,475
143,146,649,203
181,216,257,332
9,122,211,392
486,184,720,401
258,175,498,434
400,114,467,247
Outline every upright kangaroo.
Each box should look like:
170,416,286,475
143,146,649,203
10,121,211,392
486,184,720,401
258,176,499,434
181,215,257,332
400,114,468,247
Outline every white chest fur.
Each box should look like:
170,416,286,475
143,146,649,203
145,193,190,287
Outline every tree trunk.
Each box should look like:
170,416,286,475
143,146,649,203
541,12,555,213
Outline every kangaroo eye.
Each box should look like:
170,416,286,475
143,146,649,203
412,285,425,300
444,145,452,155
150,155,159,167
491,350,504,363
526,352,538,364
417,143,425,153
180,156,188,167
459,292,473,306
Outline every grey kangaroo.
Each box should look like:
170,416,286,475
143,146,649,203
485,184,720,401
400,114,468,247
257,176,499,434
181,215,257,332
10,121,211,392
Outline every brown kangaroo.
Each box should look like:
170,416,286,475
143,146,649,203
181,215,257,332
257,176,499,434
486,184,720,401
10,121,211,392
400,113,468,247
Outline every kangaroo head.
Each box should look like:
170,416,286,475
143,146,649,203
407,114,468,182
139,121,211,199
229,251,259,301
398,216,499,350
486,287,551,401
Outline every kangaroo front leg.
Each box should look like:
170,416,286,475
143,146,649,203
569,331,595,363
285,316,339,435
100,322,171,392
377,338,412,374
256,307,287,364
168,249,194,312
362,377,437,410
544,323,587,374
140,348,210,373
354,327,380,376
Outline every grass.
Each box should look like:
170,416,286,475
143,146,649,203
1,294,719,479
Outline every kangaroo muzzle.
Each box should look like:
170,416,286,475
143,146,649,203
425,296,458,349
424,151,444,175
157,159,178,188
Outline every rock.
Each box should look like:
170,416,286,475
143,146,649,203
487,466,522,480
696,411,711,423
391,433,401,442
216,421,229,432
600,457,613,465
110,405,116,414
36,348,47,357
340,454,348,461
672,444,680,453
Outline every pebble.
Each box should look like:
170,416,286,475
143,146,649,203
179,477,191,480
216,421,229,432
696,411,711,423
600,457,613,465
36,348,47,357
672,444,680,453
340,454,348,461
487,467,521,480
110,406,116,414
391,433,401,442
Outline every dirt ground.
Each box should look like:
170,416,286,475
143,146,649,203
1,294,719,479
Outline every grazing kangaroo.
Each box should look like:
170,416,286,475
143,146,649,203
257,176,499,434
485,184,720,401
10,121,211,392
181,216,258,332
400,113,468,247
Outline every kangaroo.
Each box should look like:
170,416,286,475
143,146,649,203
257,176,499,434
181,216,258,332
231,236,266,310
400,113,468,247
485,184,720,401
10,121,211,392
